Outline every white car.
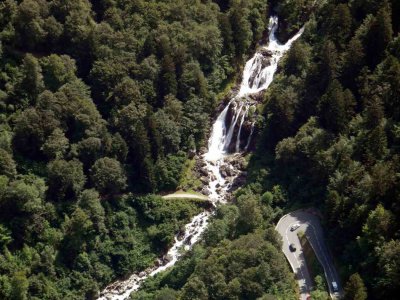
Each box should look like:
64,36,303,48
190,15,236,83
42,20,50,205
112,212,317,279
290,223,300,231
332,281,338,292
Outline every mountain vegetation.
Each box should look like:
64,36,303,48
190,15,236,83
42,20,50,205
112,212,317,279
254,0,400,298
129,0,400,299
0,0,270,298
1,0,400,299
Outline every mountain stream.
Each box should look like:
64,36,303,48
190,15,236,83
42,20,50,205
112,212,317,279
98,16,304,300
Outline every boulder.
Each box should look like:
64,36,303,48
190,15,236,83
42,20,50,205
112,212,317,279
200,176,209,184
199,167,209,176
201,187,211,196
199,147,207,155
188,149,196,159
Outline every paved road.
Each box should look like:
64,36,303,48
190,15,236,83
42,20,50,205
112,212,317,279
162,193,208,200
276,210,343,300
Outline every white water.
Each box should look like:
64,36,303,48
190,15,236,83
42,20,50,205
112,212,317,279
98,16,303,300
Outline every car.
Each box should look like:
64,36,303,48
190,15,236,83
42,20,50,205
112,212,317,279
289,243,296,252
290,223,300,231
332,281,338,292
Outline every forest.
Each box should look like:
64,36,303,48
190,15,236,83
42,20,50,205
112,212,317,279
1,0,400,299
129,0,400,299
0,0,274,299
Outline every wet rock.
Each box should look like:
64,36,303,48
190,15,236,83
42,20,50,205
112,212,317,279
220,165,229,176
139,271,147,277
177,230,185,241
200,176,209,184
260,48,273,57
220,170,227,178
196,159,207,168
188,149,196,159
201,187,210,196
200,167,208,176
184,235,193,245
199,147,207,155
164,254,173,263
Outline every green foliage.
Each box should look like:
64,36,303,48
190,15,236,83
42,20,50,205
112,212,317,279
249,1,400,299
344,273,367,300
180,232,296,300
90,157,127,195
47,159,86,201
133,195,202,249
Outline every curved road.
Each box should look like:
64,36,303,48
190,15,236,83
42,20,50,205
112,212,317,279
276,210,343,300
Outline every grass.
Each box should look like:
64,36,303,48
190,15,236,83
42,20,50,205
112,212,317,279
178,158,203,193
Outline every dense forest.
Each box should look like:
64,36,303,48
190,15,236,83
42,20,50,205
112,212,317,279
0,0,271,299
1,0,400,299
261,0,400,299
129,0,400,300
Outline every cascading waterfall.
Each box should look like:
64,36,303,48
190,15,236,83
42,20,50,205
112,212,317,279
245,122,256,151
236,106,248,152
98,16,303,300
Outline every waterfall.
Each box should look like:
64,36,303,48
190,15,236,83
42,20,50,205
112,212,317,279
98,16,304,300
236,106,249,152
245,122,256,151
223,103,244,151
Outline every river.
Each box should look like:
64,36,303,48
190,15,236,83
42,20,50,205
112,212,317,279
98,15,304,300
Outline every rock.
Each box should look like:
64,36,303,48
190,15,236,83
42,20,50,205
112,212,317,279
200,167,208,176
200,176,209,184
196,159,207,168
260,48,273,57
220,170,227,178
201,187,211,196
164,254,173,263
188,149,196,159
184,235,193,245
177,230,185,241
139,271,147,277
199,147,207,155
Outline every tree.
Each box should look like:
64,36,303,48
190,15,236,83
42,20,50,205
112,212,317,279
344,273,367,300
284,41,310,76
365,0,393,67
10,271,29,300
230,3,252,57
0,148,17,178
13,107,60,158
47,159,86,201
318,80,356,134
110,77,143,108
181,276,209,300
41,128,69,159
40,54,77,91
375,240,400,298
90,157,127,194
0,224,12,248
79,189,106,234
21,54,44,102
15,0,48,50
236,190,263,233
328,3,352,48
62,207,93,265
160,55,177,99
